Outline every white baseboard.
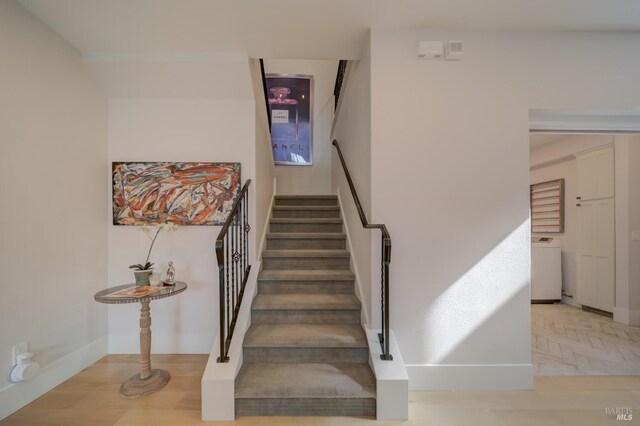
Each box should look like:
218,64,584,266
108,333,213,354
0,336,107,421
406,363,533,391
613,307,640,326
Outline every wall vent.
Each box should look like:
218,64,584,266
445,40,463,61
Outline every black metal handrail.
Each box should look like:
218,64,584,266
332,140,392,361
216,179,252,362
259,59,271,131
333,60,348,111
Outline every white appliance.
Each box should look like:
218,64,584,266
531,237,562,302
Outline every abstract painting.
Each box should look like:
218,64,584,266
266,74,313,165
112,162,241,226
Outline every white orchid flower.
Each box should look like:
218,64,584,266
131,222,178,271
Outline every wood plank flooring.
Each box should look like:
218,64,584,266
4,305,640,425
2,353,640,425
0,355,640,426
532,304,640,375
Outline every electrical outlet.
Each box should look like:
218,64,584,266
632,231,640,241
12,342,28,365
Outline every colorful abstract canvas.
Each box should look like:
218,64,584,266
112,162,241,226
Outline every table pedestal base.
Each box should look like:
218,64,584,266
119,368,170,399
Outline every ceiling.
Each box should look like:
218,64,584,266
529,134,567,150
18,0,640,59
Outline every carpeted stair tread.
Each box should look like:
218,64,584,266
235,362,375,399
272,206,341,211
235,193,375,417
275,195,338,200
271,218,343,224
252,294,360,310
267,232,346,239
243,324,367,348
263,249,350,258
258,269,355,281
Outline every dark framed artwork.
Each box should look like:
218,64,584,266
112,162,241,226
266,74,313,166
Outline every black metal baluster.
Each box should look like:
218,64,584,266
244,195,249,285
239,201,244,296
231,213,236,316
235,208,240,304
217,258,226,362
241,199,245,285
215,180,251,363
225,233,230,349
379,234,385,354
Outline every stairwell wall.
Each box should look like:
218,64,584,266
331,38,373,328
250,59,276,259
263,59,337,195
369,29,640,390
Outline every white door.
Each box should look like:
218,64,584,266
577,198,615,312
576,146,614,201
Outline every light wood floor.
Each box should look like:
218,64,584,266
532,304,640,376
3,354,640,425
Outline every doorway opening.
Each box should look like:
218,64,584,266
529,129,640,376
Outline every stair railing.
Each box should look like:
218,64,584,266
333,60,348,111
216,179,252,362
332,140,393,361
259,59,271,131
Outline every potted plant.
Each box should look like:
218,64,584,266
130,222,178,286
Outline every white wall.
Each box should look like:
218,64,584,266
614,135,640,325
250,59,276,256
369,29,640,390
107,98,255,353
0,0,107,418
530,135,614,300
331,41,373,327
264,60,337,195
85,53,265,354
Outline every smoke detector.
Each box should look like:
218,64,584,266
418,41,443,59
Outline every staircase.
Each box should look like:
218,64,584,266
235,195,376,417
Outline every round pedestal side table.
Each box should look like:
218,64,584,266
94,282,187,398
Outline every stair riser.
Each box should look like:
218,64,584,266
270,223,343,233
243,347,368,363
251,309,361,324
267,238,346,250
235,398,375,417
273,209,340,219
263,257,350,270
258,281,354,294
275,198,338,207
